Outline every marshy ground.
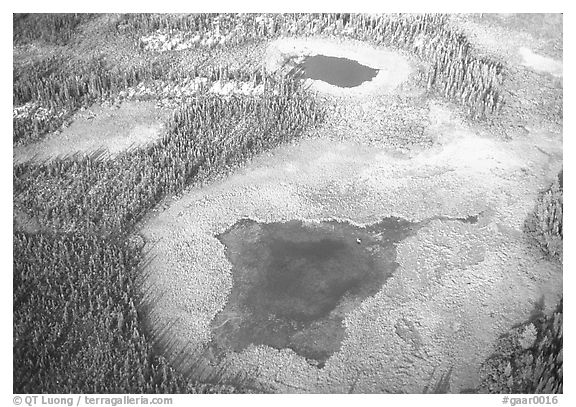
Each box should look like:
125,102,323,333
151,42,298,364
13,13,562,394
137,26,561,393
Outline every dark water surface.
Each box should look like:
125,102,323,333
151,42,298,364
211,217,418,367
295,55,379,88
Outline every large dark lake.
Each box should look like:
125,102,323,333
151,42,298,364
211,217,417,367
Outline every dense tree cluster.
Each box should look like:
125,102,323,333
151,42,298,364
13,13,93,45
478,301,563,393
338,14,504,119
13,56,165,144
479,172,563,394
14,75,322,236
12,51,268,144
119,13,504,119
525,171,563,260
14,68,320,392
13,13,506,144
13,232,242,393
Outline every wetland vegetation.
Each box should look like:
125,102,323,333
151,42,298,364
13,13,562,394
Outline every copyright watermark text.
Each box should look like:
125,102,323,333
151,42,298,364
13,396,173,406
502,395,559,406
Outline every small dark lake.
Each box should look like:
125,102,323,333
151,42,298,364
293,55,379,88
211,217,418,367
